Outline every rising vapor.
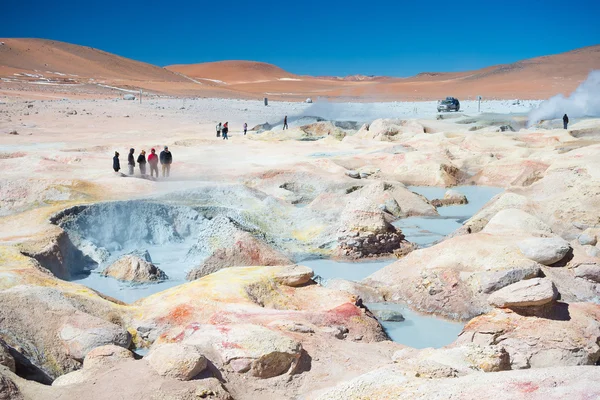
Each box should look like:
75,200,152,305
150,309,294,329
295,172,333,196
528,70,600,126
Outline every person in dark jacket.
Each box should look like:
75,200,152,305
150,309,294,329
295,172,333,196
148,148,159,178
159,146,172,177
127,148,135,175
113,151,120,173
563,114,569,130
283,115,288,130
137,150,147,176
222,122,229,140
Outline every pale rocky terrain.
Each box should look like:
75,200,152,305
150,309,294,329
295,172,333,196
1,64,600,399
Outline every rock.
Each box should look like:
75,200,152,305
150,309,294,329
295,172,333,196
66,110,77,115
305,98,313,103
313,365,600,400
574,263,600,283
346,170,360,179
371,309,404,322
578,233,597,246
480,266,541,293
83,344,135,370
488,278,558,308
431,189,469,207
102,255,168,282
8,130,18,135
0,340,15,373
392,344,510,376
272,264,314,287
483,209,552,236
123,94,136,100
173,324,302,379
325,279,385,302
52,369,90,387
0,372,23,400
517,237,572,265
59,314,132,361
145,343,208,381
186,231,291,280
456,303,600,369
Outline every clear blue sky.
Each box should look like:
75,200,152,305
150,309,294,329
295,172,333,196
2,0,599,77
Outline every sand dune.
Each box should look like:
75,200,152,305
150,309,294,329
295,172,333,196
1,38,598,100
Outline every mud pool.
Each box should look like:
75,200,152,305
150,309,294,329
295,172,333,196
55,185,501,347
394,186,504,247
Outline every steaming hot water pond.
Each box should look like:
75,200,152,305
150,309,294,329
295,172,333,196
61,185,501,348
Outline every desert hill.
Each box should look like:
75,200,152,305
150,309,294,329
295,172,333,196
0,38,188,83
1,38,598,100
166,60,299,84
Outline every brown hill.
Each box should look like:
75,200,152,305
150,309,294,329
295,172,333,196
0,38,188,82
1,38,598,101
166,60,299,84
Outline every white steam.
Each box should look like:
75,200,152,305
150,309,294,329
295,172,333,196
528,70,600,126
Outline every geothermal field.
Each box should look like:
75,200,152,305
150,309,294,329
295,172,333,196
1,39,600,400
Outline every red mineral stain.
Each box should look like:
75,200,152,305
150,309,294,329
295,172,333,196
515,381,539,393
159,304,194,325
209,312,232,325
326,302,361,324
221,341,241,349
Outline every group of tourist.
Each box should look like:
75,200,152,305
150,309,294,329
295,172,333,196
113,146,172,178
214,116,288,139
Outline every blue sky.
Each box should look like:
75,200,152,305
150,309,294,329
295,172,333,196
2,0,599,77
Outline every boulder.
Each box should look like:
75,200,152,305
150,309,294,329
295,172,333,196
345,170,360,179
271,264,314,287
371,309,404,322
574,263,600,283
0,340,15,373
517,237,572,265
456,303,600,369
102,255,168,282
186,232,291,280
166,323,302,379
479,266,541,293
482,209,552,236
305,98,313,103
83,344,135,370
145,343,208,381
59,314,132,361
431,189,468,207
578,233,597,246
52,369,90,387
488,278,558,308
123,94,136,100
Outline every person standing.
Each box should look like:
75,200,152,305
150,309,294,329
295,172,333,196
563,114,569,130
160,146,172,177
137,150,147,176
222,122,229,140
113,151,120,173
243,122,248,135
283,116,288,130
216,122,222,138
148,148,159,178
127,148,135,175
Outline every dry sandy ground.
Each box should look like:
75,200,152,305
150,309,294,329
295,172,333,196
1,38,598,101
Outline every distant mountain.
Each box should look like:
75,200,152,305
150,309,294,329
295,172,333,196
166,60,299,84
0,38,187,82
1,39,598,100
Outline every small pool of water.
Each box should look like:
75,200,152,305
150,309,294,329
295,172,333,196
395,186,503,248
300,259,394,283
71,241,193,303
367,303,464,348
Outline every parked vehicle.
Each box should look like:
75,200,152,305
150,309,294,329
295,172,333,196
437,97,460,112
